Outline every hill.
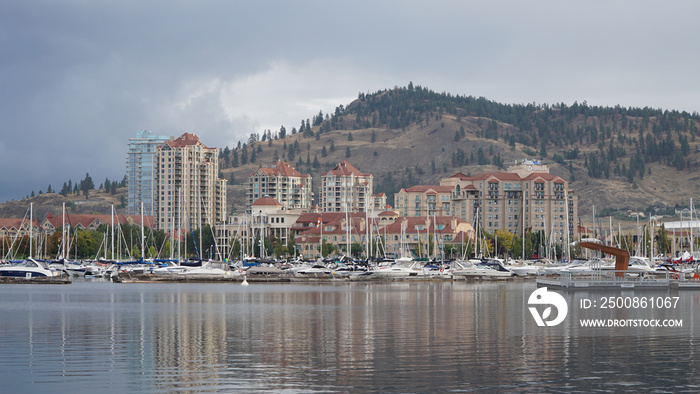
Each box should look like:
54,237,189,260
3,84,700,222
0,188,127,221
219,84,700,218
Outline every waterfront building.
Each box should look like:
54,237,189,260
40,213,128,235
293,212,375,258
441,160,578,244
246,161,313,210
394,185,454,217
318,161,373,213
154,133,227,232
126,130,171,216
0,218,39,240
380,216,475,259
217,197,303,259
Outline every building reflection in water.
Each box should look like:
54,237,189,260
2,281,700,392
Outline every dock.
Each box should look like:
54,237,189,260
536,270,700,289
0,275,72,284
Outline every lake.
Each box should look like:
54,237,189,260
1,279,699,393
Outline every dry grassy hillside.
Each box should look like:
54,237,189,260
222,109,700,217
0,189,126,220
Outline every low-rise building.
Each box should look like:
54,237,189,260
217,197,302,259
293,212,379,258
0,218,38,240
380,216,475,259
40,213,128,234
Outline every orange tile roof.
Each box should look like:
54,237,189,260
322,161,371,177
163,133,211,149
403,185,453,193
256,161,309,178
449,171,566,183
252,197,283,207
44,214,128,228
0,218,33,229
523,173,564,182
469,172,523,181
127,215,156,227
382,216,466,234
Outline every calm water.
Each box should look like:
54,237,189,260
1,279,700,393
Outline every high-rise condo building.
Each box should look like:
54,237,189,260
126,130,171,215
246,161,313,210
319,161,373,213
154,133,227,232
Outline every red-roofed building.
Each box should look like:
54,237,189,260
381,216,475,259
293,212,381,258
439,160,578,244
247,161,313,210
372,193,388,211
155,133,227,232
217,197,304,259
394,185,454,217
0,218,38,239
319,161,374,213
41,213,129,233
126,215,156,228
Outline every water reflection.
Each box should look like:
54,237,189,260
1,281,700,392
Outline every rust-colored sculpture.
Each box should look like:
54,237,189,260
578,241,629,278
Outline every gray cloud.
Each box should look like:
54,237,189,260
1,1,699,202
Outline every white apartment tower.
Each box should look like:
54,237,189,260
154,133,227,232
319,161,373,213
126,130,171,215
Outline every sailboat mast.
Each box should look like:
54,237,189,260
61,202,66,259
111,205,115,261
29,203,33,259
141,201,145,260
564,190,570,262
690,198,694,258
522,190,526,261
345,203,350,258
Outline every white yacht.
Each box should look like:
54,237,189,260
372,260,425,277
0,259,62,278
452,259,513,278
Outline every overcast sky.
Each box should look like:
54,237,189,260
2,1,699,203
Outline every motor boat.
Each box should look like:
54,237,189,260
0,258,62,278
452,259,513,278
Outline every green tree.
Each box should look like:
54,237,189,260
321,240,337,257
351,242,363,258
657,224,671,255
81,173,94,200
